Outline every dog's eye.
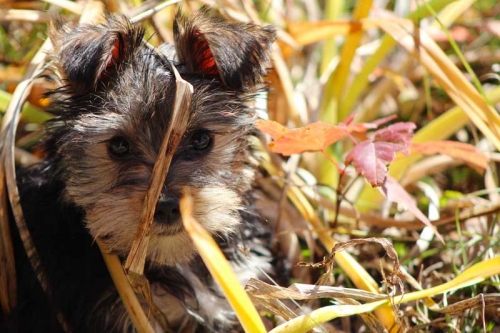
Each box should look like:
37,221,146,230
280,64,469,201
109,136,130,157
190,130,213,151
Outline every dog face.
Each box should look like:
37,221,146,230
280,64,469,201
45,9,275,265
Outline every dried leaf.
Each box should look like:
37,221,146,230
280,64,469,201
255,119,289,139
412,141,489,173
483,20,500,37
428,25,472,42
380,176,444,243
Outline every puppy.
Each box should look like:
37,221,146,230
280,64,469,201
2,8,276,332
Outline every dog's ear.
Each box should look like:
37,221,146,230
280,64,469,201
49,15,144,92
174,7,276,91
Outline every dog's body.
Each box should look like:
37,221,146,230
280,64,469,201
1,8,277,332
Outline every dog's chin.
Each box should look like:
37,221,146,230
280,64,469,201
153,218,184,237
146,230,198,266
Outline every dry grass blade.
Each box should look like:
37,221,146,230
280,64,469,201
124,61,192,277
288,20,378,46
129,0,182,23
322,238,404,301
249,297,297,322
246,278,388,302
0,175,16,315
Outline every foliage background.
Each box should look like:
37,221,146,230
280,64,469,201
1,0,500,332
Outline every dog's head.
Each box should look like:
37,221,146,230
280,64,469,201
45,8,275,265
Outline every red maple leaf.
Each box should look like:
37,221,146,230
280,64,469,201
345,122,415,186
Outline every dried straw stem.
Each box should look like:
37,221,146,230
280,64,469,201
124,61,193,277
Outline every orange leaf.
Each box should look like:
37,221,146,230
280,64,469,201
255,119,289,140
256,120,349,156
412,141,489,173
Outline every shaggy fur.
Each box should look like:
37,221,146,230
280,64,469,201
1,8,277,333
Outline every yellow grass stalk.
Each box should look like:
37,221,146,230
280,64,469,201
180,189,266,333
320,0,343,67
271,45,303,125
332,0,373,121
98,242,155,333
315,1,374,206
318,0,343,204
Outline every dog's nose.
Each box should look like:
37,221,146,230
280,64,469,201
154,197,180,224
